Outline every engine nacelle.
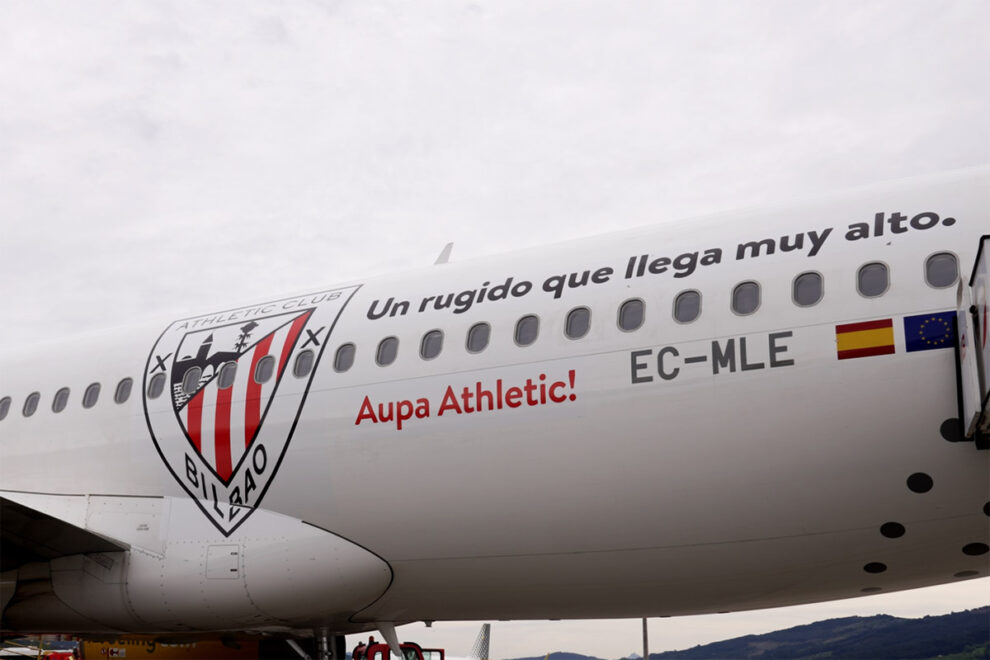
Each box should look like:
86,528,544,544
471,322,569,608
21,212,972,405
3,496,391,633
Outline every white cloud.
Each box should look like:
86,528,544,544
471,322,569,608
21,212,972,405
3,0,988,347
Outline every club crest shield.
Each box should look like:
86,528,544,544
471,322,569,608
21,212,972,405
143,286,360,535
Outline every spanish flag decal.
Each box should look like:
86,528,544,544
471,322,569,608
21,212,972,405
835,318,895,360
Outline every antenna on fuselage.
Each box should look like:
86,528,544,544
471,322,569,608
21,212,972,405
434,242,454,265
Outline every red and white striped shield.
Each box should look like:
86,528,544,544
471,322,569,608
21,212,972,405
174,310,310,482
143,286,360,535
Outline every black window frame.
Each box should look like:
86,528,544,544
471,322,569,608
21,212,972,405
731,281,761,316
293,350,315,378
792,271,824,307
673,290,702,324
420,329,444,360
182,367,202,395
924,251,958,289
147,373,167,399
334,343,356,373
254,355,276,384
218,362,238,389
114,378,133,404
466,322,491,354
82,382,101,409
857,261,890,298
564,307,591,339
514,315,540,347
23,391,40,417
617,298,645,332
52,387,70,413
376,337,399,367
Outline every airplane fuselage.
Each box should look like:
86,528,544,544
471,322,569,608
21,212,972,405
2,168,988,635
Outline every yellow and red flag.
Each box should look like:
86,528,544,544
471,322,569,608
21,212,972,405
835,318,895,360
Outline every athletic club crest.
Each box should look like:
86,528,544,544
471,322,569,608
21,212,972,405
143,286,360,535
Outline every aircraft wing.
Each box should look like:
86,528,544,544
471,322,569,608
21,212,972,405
0,497,128,572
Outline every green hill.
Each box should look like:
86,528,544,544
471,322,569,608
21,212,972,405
649,606,989,659
505,607,989,660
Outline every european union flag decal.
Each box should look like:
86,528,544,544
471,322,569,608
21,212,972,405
904,311,956,352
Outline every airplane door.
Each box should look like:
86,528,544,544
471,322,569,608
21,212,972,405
957,235,990,441
972,235,990,435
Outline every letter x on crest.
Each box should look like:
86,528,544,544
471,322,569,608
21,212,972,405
302,327,325,348
152,353,172,373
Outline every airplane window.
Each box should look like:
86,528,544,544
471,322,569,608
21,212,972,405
0,396,10,421
515,315,539,346
254,356,275,384
618,299,644,331
673,290,701,323
858,262,889,297
52,387,70,413
565,307,591,339
376,337,399,366
147,373,166,399
293,350,314,378
466,322,491,353
218,362,238,388
83,382,101,409
334,343,356,372
420,330,443,360
23,392,40,417
732,281,760,315
182,367,202,395
114,378,133,404
925,252,958,288
793,272,823,307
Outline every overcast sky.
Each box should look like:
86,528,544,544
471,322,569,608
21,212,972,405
1,1,987,657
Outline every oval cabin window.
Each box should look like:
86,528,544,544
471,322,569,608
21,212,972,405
52,387,70,413
674,290,701,323
515,315,539,346
858,262,889,297
293,350,315,378
420,330,443,360
925,252,957,288
254,356,275,384
466,323,491,353
565,307,591,339
732,281,760,315
334,344,356,372
376,337,398,366
147,373,166,400
618,299,644,331
82,383,101,409
23,392,40,417
793,272,823,307
218,362,238,388
114,378,133,404
182,368,202,395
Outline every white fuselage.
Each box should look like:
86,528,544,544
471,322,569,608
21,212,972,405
1,168,988,635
